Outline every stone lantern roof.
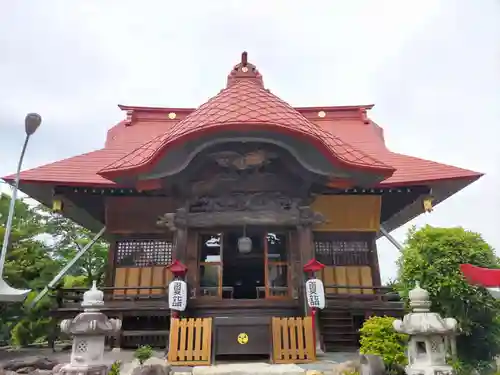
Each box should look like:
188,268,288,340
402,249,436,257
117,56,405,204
393,282,458,335
60,281,122,336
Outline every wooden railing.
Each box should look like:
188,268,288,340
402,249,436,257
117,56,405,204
168,318,212,366
324,285,401,301
51,286,168,307
271,316,316,363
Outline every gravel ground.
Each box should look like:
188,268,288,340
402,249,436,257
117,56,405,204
0,348,165,366
0,347,359,372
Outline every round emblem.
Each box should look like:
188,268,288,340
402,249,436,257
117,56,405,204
237,332,249,344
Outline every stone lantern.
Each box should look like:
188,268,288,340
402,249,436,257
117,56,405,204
393,282,458,375
57,281,122,375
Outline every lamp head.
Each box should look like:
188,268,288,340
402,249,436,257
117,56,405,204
25,113,42,136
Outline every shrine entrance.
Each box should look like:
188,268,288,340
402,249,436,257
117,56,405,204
198,228,290,299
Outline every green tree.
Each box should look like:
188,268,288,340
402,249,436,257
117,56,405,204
397,225,500,372
43,209,108,286
0,193,60,345
0,192,109,346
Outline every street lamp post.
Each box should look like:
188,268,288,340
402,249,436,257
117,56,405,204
0,113,42,302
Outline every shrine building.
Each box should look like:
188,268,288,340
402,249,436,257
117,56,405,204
3,52,482,355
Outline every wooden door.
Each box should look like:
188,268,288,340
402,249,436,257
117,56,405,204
265,231,291,299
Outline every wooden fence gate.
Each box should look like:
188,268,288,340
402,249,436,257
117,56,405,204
167,317,213,366
271,316,316,363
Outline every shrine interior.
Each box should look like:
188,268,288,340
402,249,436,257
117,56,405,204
199,228,288,300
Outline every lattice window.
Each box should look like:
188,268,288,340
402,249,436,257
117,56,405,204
314,239,370,266
116,239,173,267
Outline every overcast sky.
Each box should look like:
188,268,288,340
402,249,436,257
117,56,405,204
0,1,499,282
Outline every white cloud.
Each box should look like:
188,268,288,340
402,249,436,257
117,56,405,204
0,0,498,282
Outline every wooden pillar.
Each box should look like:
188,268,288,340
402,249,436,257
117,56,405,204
104,237,117,288
174,227,188,263
297,224,314,314
289,230,301,302
185,230,198,298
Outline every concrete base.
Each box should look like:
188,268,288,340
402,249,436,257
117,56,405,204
192,363,304,375
170,352,361,375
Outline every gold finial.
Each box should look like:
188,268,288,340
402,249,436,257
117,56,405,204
241,51,248,67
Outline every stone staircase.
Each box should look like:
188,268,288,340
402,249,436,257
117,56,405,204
319,309,360,352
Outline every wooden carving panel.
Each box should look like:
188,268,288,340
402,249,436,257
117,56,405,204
310,195,381,232
105,196,179,234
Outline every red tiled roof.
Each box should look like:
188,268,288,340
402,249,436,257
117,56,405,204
98,79,394,179
2,54,482,188
3,115,481,187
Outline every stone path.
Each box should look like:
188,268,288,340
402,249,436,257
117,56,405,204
0,348,360,375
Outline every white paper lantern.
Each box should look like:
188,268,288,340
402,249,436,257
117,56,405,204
305,278,326,309
238,236,252,254
168,279,187,311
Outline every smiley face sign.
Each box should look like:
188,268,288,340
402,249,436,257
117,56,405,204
237,332,249,344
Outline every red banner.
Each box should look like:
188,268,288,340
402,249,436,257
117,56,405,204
460,263,500,287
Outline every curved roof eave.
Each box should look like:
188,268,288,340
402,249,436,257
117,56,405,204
97,121,395,181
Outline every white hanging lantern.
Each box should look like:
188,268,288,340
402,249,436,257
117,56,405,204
238,236,252,254
238,225,252,254
305,278,326,309
168,279,187,311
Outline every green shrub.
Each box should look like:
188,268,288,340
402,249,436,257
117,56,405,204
398,226,500,370
10,317,52,347
134,345,153,365
359,316,408,373
109,360,121,375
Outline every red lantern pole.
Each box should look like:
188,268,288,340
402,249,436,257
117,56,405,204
303,259,326,356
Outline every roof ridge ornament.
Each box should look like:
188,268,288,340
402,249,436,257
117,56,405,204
227,51,264,88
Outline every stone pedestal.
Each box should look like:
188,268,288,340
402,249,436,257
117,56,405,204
56,281,122,375
393,282,457,375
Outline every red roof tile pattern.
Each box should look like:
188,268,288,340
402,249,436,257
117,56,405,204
98,79,394,178
2,54,482,188
317,119,482,186
4,114,481,187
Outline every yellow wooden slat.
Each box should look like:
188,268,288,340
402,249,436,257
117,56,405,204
289,318,297,359
346,266,361,294
139,267,152,295
201,318,212,364
151,266,165,294
360,266,374,295
321,267,337,294
179,319,187,361
310,195,381,231
303,316,316,362
272,317,282,362
126,268,140,296
194,318,203,361
296,317,305,360
334,266,348,294
168,319,180,363
113,268,127,296
185,318,193,362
